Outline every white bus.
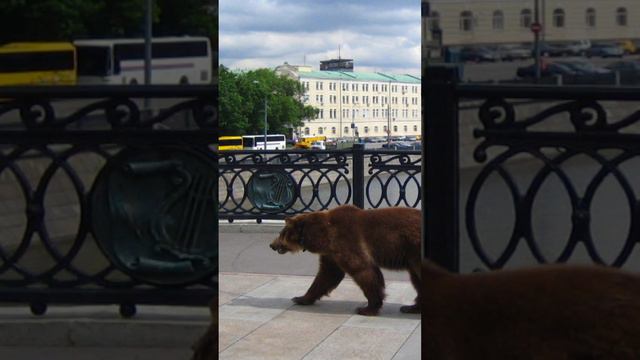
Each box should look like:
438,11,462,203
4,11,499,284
73,37,212,85
243,134,287,150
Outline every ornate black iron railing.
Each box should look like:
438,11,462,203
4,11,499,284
0,86,217,317
218,145,422,221
424,64,640,272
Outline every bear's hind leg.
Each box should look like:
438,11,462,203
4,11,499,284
293,255,345,305
400,266,421,313
350,266,385,316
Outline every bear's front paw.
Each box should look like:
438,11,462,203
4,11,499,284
292,296,315,305
356,306,380,316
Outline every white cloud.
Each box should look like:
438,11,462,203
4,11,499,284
219,0,420,75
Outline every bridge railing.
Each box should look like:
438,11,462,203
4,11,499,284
424,64,640,273
0,85,218,317
218,145,422,222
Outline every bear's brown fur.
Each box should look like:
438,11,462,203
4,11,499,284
270,205,421,316
191,297,218,360
423,261,640,359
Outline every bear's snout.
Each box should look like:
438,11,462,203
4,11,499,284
270,241,289,254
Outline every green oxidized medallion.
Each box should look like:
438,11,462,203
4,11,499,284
247,170,297,213
91,147,217,285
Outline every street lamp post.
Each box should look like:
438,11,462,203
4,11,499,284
387,81,392,144
143,0,152,111
262,97,267,152
253,80,268,155
534,0,541,80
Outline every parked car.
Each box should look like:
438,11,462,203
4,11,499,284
381,141,421,150
563,40,591,56
586,43,624,58
616,40,637,55
555,60,611,75
459,47,499,62
633,39,640,54
310,140,326,150
497,44,531,61
605,60,640,74
531,43,566,57
516,62,577,78
605,60,640,84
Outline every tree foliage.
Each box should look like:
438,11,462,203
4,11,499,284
219,66,318,136
0,0,216,43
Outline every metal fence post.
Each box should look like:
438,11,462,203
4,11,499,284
422,65,460,272
352,143,365,208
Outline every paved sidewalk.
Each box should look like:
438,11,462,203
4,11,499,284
219,272,420,360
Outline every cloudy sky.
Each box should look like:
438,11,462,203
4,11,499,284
219,0,421,75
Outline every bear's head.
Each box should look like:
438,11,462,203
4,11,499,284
270,211,330,254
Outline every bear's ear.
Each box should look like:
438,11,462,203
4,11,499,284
285,213,305,225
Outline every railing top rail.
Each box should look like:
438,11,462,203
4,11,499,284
0,85,217,98
218,149,421,155
454,83,640,101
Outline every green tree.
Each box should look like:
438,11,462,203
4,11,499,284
0,0,98,42
218,66,248,134
0,0,216,43
218,66,318,137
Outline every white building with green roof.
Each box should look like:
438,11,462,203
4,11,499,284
276,63,421,140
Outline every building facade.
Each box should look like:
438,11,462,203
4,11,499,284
423,0,640,47
276,63,421,140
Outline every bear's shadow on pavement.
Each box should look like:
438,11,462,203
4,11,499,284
224,295,421,321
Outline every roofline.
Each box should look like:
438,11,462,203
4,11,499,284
298,71,421,83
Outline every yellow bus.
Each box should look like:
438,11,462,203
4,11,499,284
219,136,243,151
0,42,76,86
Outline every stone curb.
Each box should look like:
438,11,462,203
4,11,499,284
0,305,210,347
219,220,284,233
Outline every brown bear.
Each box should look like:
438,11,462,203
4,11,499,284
422,261,640,359
270,205,421,316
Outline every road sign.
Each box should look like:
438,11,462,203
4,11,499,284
530,22,542,33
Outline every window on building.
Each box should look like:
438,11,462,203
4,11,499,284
617,7,627,26
492,10,504,30
383,125,388,133
344,126,349,134
318,127,323,135
393,125,398,132
586,8,596,27
553,9,565,28
404,125,408,132
520,9,532,28
364,126,369,134
414,125,418,132
460,11,475,32
304,127,310,135
374,126,379,133
430,11,440,30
